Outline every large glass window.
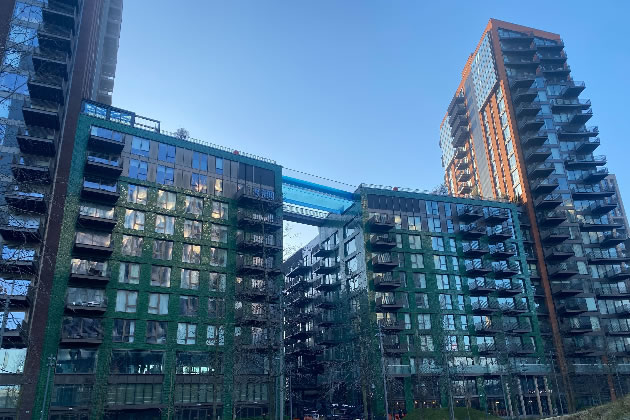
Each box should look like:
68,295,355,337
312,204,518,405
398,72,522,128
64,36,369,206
127,184,147,205
152,240,173,260
79,204,115,220
118,262,140,284
177,323,197,345
112,319,135,343
146,321,167,344
75,231,111,247
51,385,90,407
115,290,137,313
107,384,161,405
131,137,150,157
110,350,164,374
157,190,176,210
155,214,175,235
128,159,148,180
207,325,225,346
151,266,171,288
182,244,201,264
158,144,176,163
209,273,226,292
191,173,207,193
148,293,169,315
67,288,106,307
208,298,225,317
124,209,145,231
185,196,203,215
210,224,228,243
215,158,223,175
211,202,228,220
192,152,207,171
0,349,25,374
184,220,202,239
209,248,227,267
157,165,174,185
180,296,199,317
61,317,102,341
181,269,200,290
121,235,143,257
56,349,97,374
71,258,108,278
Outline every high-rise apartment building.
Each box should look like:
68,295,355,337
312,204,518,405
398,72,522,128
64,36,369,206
0,1,123,417
439,19,630,412
28,100,284,420
284,186,552,418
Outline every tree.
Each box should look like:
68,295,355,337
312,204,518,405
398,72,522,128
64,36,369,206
174,128,190,140
430,183,449,196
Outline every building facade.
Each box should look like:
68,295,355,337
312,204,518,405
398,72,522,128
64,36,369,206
284,186,553,418
0,1,123,417
439,19,630,412
22,101,284,420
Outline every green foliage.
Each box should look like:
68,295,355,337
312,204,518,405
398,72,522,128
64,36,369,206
553,393,630,420
404,407,502,420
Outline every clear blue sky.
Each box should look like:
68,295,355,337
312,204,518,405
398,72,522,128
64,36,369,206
113,1,630,250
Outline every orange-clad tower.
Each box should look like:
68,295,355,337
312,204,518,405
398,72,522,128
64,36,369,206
439,19,630,413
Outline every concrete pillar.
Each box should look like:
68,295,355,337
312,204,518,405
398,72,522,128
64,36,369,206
534,376,543,417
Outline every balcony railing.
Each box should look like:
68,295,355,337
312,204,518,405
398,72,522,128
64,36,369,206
547,262,580,279
457,205,484,222
468,278,496,295
465,260,492,275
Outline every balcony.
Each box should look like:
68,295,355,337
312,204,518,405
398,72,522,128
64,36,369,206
373,272,402,290
529,177,559,195
0,219,42,242
506,342,535,355
460,223,486,239
455,158,470,171
477,342,498,354
599,231,627,247
458,183,473,195
548,262,579,279
457,205,483,222
375,295,404,311
560,81,586,98
527,162,555,178
518,116,545,133
576,168,608,186
32,47,69,79
447,95,465,115
498,300,529,314
236,232,282,253
314,276,341,292
515,101,541,117
504,320,532,333
65,298,107,314
521,131,548,148
534,193,563,211
525,147,551,164
11,156,51,184
386,364,413,377
485,208,511,224
70,266,110,284
606,324,630,336
88,126,125,152
474,321,499,334
504,55,540,68
369,234,397,250
563,318,593,334
383,340,409,355
606,266,630,282
235,186,281,209
496,280,524,296
570,183,615,200
580,220,623,232
588,250,630,265
463,242,489,257
471,300,499,314
544,245,574,261
22,99,60,130
234,336,276,352
73,237,113,256
371,254,398,271
234,306,275,325
512,87,538,104
60,328,103,346
570,109,593,125
454,146,467,159
486,225,514,242
593,284,630,299
27,74,65,104
457,169,472,183
611,304,630,317
552,280,584,297
286,262,310,278
0,249,38,274
81,178,119,204
550,98,591,111
288,291,315,307
312,242,339,258
564,343,602,356
314,295,338,310
42,1,76,29
449,103,467,116
509,75,535,89
237,210,282,231
366,214,395,231
84,153,123,176
379,319,405,331
492,261,520,276
557,298,589,314
37,23,72,54
450,114,468,131
236,256,281,275
235,280,278,302
589,198,618,216
465,260,492,276
558,125,599,139
468,279,496,295
315,312,343,327
452,126,470,147
312,259,340,275
541,65,571,77
16,127,57,156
